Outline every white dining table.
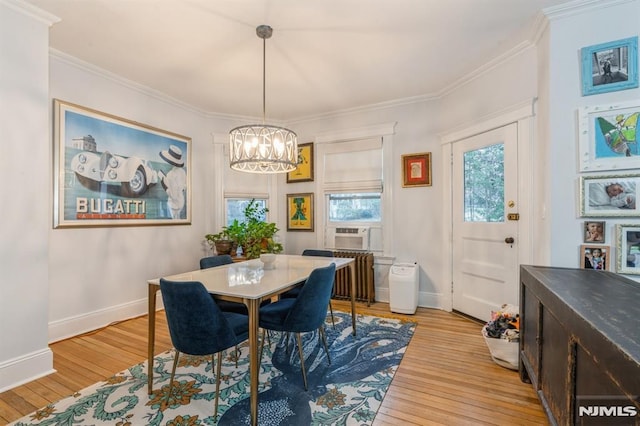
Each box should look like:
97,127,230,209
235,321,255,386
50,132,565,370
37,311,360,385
146,254,356,426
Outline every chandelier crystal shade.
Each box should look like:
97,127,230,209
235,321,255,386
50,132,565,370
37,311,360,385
229,25,298,173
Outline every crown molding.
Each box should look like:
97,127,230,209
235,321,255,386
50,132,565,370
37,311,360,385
542,0,636,20
50,49,254,122
1,0,60,25
47,0,637,125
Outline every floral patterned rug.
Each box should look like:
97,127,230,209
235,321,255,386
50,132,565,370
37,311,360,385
10,312,416,426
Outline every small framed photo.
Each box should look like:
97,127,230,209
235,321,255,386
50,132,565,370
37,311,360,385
286,193,314,231
580,36,638,96
578,101,640,172
402,152,432,187
579,174,640,217
287,142,314,183
616,224,640,274
580,245,610,271
583,221,606,243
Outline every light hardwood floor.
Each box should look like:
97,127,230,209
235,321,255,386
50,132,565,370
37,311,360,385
0,300,548,425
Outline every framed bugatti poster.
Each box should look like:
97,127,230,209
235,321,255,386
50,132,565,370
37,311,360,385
53,99,191,228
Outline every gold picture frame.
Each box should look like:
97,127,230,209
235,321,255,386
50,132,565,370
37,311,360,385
616,224,640,274
287,142,314,183
53,99,191,228
402,152,432,187
286,193,314,231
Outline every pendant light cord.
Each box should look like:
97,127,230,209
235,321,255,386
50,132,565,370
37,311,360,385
262,35,266,125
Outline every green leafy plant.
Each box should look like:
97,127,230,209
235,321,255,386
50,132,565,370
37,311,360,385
205,228,234,255
241,199,283,259
204,199,283,259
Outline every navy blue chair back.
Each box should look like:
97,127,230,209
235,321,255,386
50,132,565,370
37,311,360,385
301,249,333,257
282,263,336,332
160,279,244,355
200,255,234,269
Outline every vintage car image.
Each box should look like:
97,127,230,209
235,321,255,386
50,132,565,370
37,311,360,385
70,150,159,197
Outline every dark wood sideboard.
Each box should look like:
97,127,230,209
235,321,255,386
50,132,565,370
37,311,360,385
519,265,640,425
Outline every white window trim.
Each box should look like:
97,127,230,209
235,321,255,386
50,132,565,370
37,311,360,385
314,123,396,256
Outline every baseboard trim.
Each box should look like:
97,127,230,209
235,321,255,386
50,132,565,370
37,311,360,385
376,289,442,309
0,348,54,393
48,297,164,343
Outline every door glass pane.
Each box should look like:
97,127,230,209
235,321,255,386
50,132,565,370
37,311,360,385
463,143,504,222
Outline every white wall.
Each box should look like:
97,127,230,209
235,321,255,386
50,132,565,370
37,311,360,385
544,1,640,269
0,0,56,392
47,53,244,341
287,100,444,306
438,44,539,131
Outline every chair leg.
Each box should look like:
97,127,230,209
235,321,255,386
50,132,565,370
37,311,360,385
167,351,180,402
318,326,331,365
234,345,239,368
214,352,222,419
295,333,308,390
329,301,336,328
285,331,292,356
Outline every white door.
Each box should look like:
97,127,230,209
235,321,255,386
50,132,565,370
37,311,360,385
452,123,519,322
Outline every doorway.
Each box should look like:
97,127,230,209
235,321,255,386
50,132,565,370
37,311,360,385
451,123,519,321
441,103,535,322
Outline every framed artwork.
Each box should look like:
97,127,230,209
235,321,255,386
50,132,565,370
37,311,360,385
287,142,314,183
578,101,640,172
402,152,432,187
580,36,638,96
579,174,640,217
616,224,640,274
286,193,314,231
580,244,610,271
53,99,191,228
583,221,606,243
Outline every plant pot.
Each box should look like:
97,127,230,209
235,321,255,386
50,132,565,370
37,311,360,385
215,240,232,255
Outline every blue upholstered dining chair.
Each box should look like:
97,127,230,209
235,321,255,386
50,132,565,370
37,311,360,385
258,263,336,390
200,255,248,315
281,249,336,326
200,254,234,270
159,278,249,419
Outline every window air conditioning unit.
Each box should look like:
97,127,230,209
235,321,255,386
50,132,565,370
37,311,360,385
325,226,370,251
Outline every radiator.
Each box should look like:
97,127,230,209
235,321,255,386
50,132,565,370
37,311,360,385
332,251,374,306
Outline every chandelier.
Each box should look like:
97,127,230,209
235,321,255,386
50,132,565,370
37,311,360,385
229,25,298,173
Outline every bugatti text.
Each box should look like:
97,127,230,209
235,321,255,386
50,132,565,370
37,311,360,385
76,197,146,219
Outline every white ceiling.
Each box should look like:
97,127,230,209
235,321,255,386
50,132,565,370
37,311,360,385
26,0,574,121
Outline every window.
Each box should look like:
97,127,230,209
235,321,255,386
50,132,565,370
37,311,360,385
225,198,267,225
463,143,504,222
328,192,381,222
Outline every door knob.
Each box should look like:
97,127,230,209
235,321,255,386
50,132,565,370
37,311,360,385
505,237,515,244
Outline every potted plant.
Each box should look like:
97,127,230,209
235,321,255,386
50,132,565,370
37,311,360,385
204,229,234,256
240,199,283,259
205,199,283,259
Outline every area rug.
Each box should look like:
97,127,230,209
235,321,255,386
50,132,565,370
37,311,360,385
10,312,416,426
